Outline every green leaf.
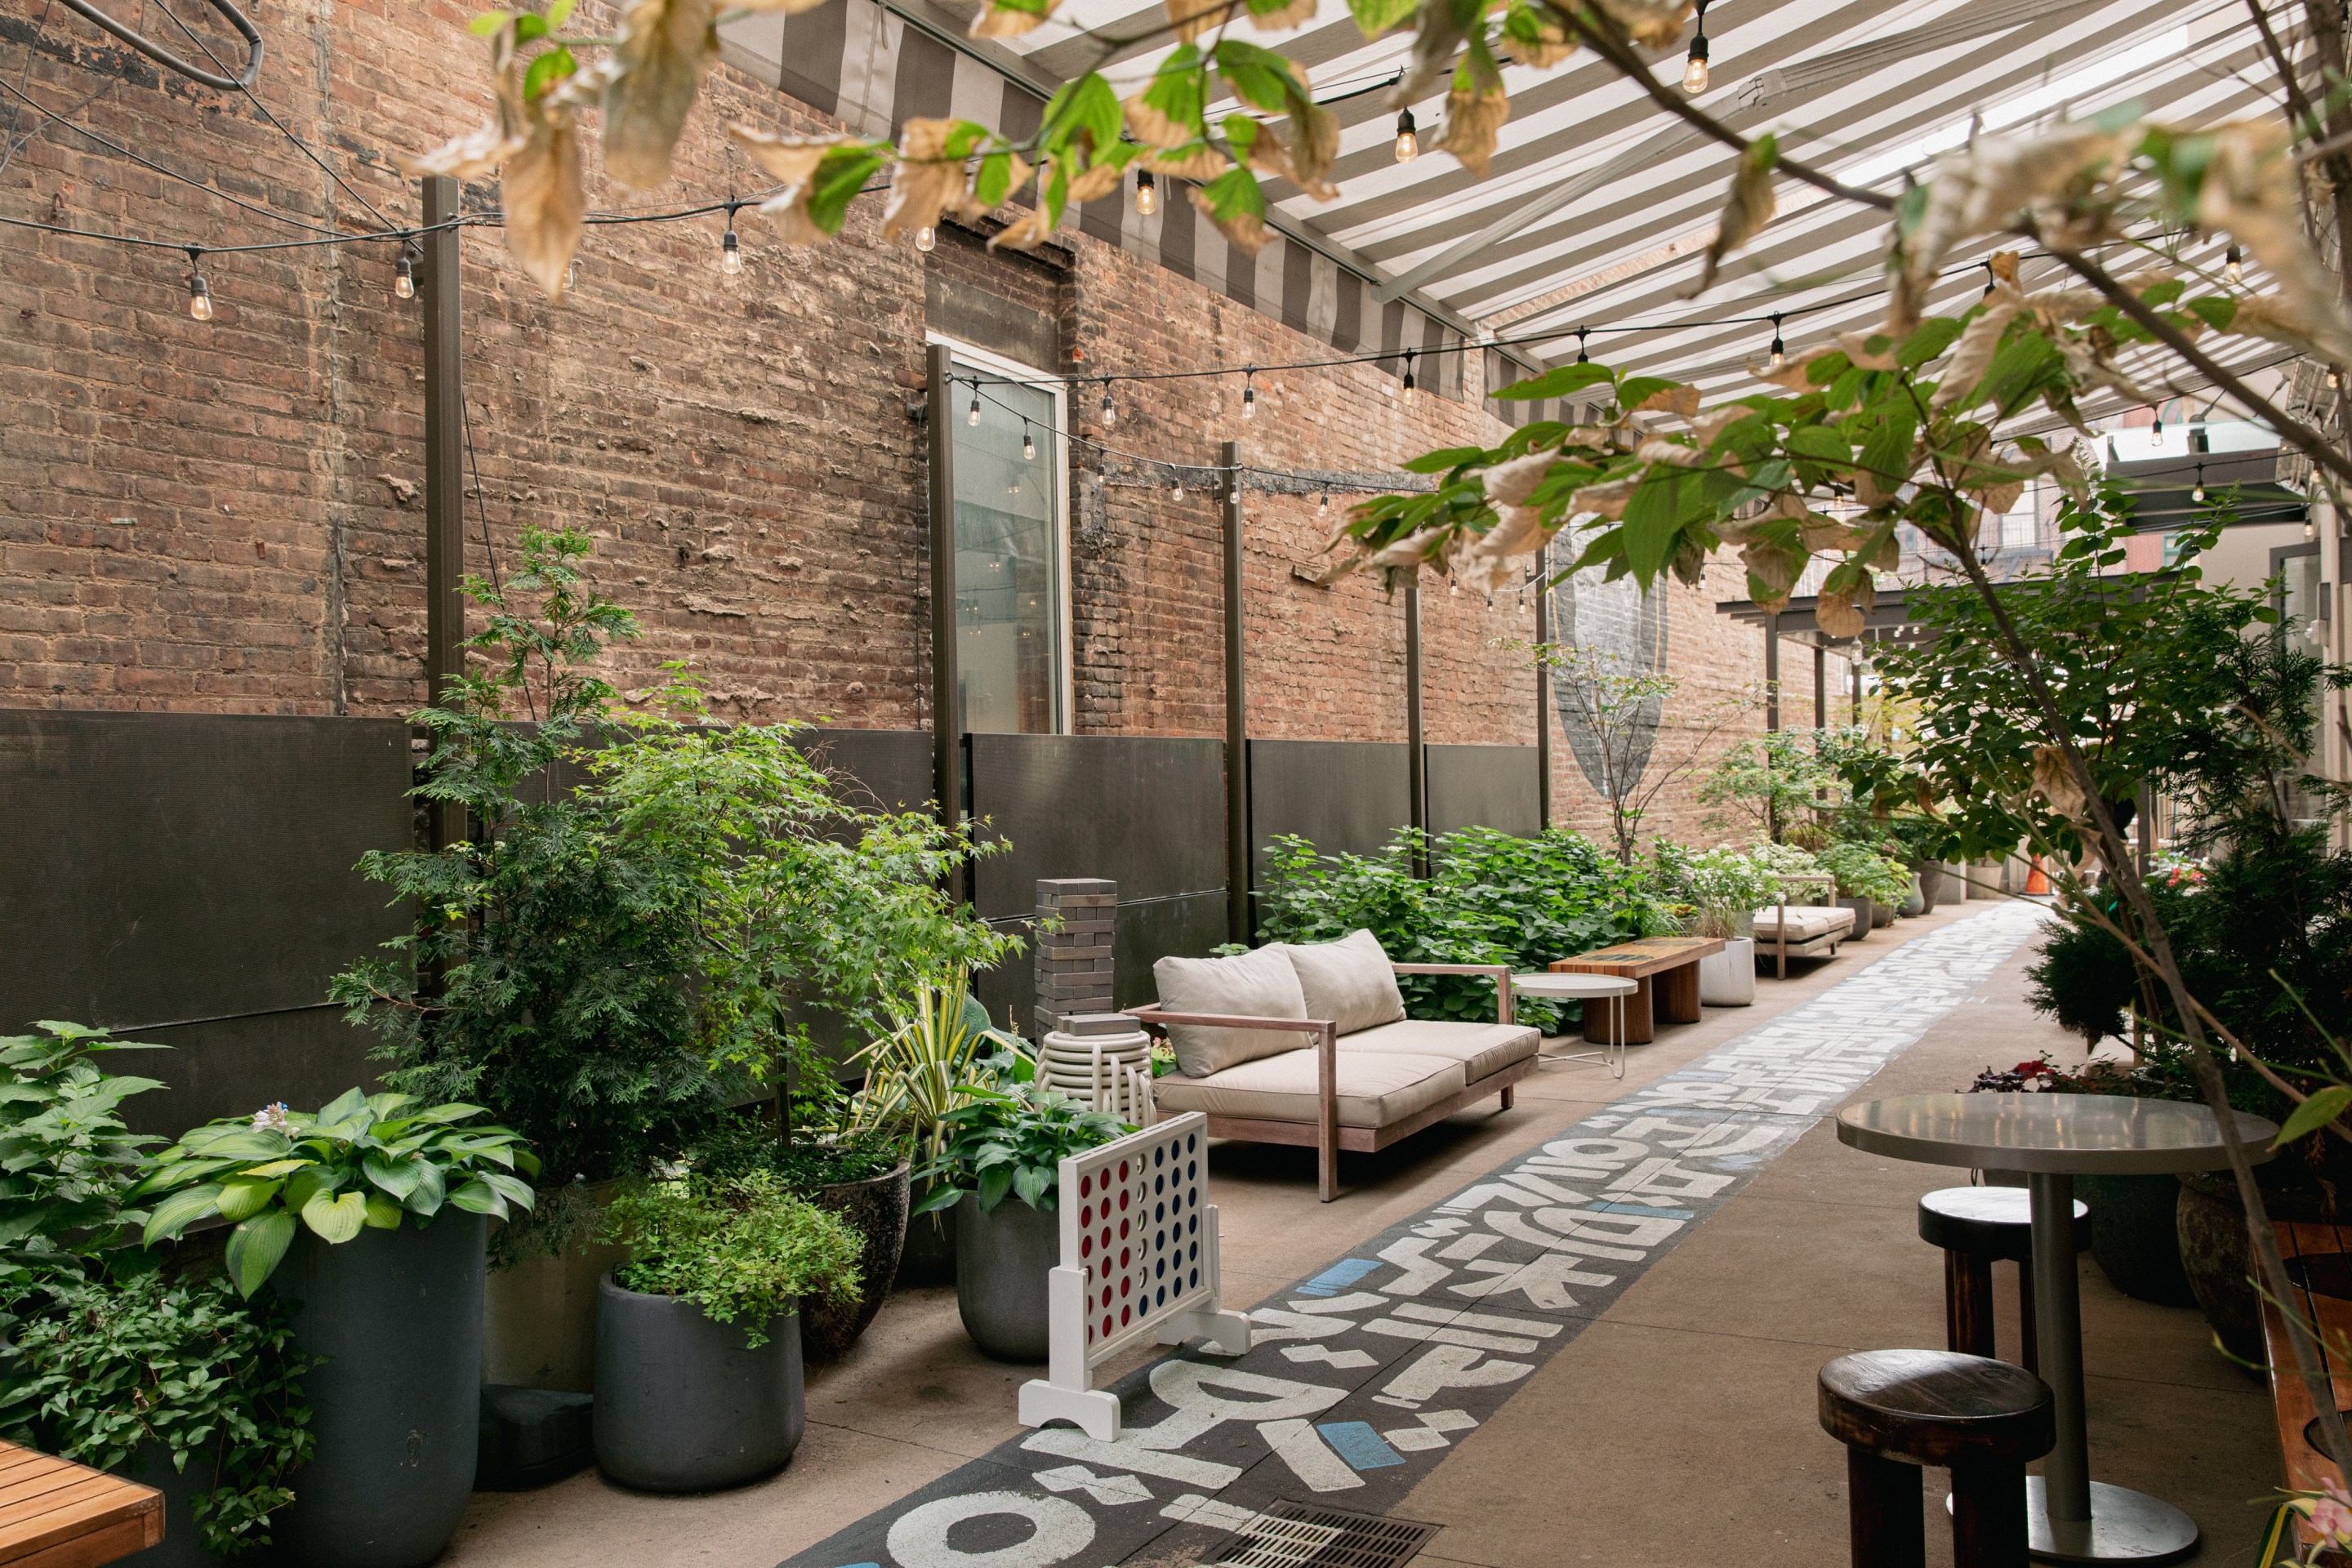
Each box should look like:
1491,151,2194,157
1214,39,1304,114
214,1178,282,1223
805,146,894,236
1198,164,1266,226
1855,408,1918,492
316,1086,371,1128
1012,1163,1049,1209
1896,317,1964,369
301,1188,369,1245
404,1159,447,1217
976,1161,1014,1212
142,1183,225,1245
1615,375,1676,410
545,0,574,24
448,1178,509,1218
522,47,572,103
363,1193,406,1229
469,10,512,36
973,149,1022,208
1402,446,1487,474
1348,0,1418,37
911,1183,961,1216
1620,469,1686,581
479,1170,537,1210
513,10,546,42
280,1164,337,1216
363,1150,422,1200
225,1209,296,1298
2278,1085,2352,1144
2185,295,2237,332
1784,425,1852,466
1140,45,1209,145
1493,363,1613,401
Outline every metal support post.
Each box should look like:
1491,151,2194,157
925,343,964,900
1405,582,1427,875
1763,612,1781,732
1221,441,1250,943
1534,544,1551,831
420,175,464,853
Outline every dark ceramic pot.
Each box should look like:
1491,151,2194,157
270,1212,485,1568
2178,1169,2326,1369
593,1276,804,1492
1871,900,1896,929
1838,898,1874,939
895,1175,959,1287
801,1160,911,1361
2077,1173,2195,1307
1912,865,1940,915
955,1192,1055,1362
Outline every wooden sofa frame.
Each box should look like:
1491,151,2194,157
1764,872,1845,978
1127,963,1536,1202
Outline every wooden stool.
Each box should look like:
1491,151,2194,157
1918,1187,2090,1374
1819,1348,2054,1568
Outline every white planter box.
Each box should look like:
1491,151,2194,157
1699,938,1757,1006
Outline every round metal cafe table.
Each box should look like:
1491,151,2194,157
1511,972,1637,1079
1837,1093,2278,1565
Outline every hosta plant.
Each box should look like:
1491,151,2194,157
913,1088,1126,1215
132,1090,539,1297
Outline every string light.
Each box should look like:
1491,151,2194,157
1022,419,1036,461
915,225,937,252
720,201,742,274
1395,106,1419,163
185,247,212,320
1402,349,1417,406
1099,381,1116,428
1767,313,1784,368
967,383,982,425
1241,368,1256,420
1171,469,1183,501
1134,169,1159,217
2225,243,2243,284
394,243,416,300
1682,0,1710,94
2191,461,2205,504
1575,327,1590,363
1319,492,1330,513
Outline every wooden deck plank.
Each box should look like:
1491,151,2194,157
0,1441,160,1568
2262,1221,2352,1557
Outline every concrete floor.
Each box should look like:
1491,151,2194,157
444,900,2277,1568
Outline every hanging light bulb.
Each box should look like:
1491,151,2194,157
1171,470,1184,501
2332,367,2345,391
721,225,742,274
1099,381,1116,428
1395,106,1419,163
1401,350,1418,407
1575,327,1590,364
915,225,937,252
1767,313,1785,368
1134,169,1159,217
185,247,212,321
1022,421,1036,461
2225,243,2243,284
1241,369,1256,420
1319,492,1330,514
2191,461,2206,504
1449,572,1459,597
1682,0,1710,93
394,243,416,300
967,384,982,426
2150,411,2165,446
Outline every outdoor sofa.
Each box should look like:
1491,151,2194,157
1127,929,1539,1201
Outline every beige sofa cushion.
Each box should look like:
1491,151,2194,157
1153,946,1312,1078
1752,905,1856,942
1278,929,1406,1036
1153,1049,1468,1129
1340,1019,1539,1083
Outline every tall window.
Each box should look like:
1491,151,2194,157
942,342,1067,733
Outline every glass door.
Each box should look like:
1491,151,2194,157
947,347,1067,734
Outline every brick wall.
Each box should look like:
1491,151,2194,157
0,4,1802,838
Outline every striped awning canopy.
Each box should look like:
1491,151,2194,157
722,0,2301,412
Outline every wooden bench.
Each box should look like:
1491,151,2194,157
2262,1220,2352,1562
1549,936,1724,1045
0,1441,162,1568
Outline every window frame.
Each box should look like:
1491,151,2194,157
926,330,1075,736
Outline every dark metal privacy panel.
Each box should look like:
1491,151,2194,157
1428,743,1541,838
0,712,415,1130
966,733,1227,920
970,889,1227,1040
796,727,935,814
1247,738,1412,881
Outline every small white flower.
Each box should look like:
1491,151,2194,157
252,1102,293,1133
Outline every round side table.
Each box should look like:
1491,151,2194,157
1511,972,1637,1079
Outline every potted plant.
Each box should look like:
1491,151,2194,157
914,1087,1125,1361
0,1023,314,1568
135,1089,535,1568
849,979,1009,1287
1668,847,1778,1006
591,1169,859,1491
1816,843,1909,941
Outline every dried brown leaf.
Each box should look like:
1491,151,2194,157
732,127,853,244
1815,584,1864,639
1690,145,1776,296
1249,0,1317,26
1365,526,1450,570
1125,91,1199,152
1837,330,1898,372
1514,12,1575,66
1434,86,1509,179
1741,537,1799,611
1063,158,1126,204
1143,145,1232,182
884,118,984,243
1390,0,1468,106
991,205,1061,251
972,0,1059,37
397,27,528,180
1482,449,1557,507
1634,437,1704,467
2032,744,2089,823
1692,404,1746,445
599,0,719,190
1164,0,1225,42
1636,383,1701,418
1241,119,1336,201
1892,124,2134,333
504,103,586,297
2200,119,2352,366
1930,299,2020,411
1570,476,1642,519
1459,505,1552,592
1592,0,1693,47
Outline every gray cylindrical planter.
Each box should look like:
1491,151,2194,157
1937,863,1969,902
114,1441,221,1568
895,1175,958,1287
1837,897,1874,938
2078,1173,2195,1307
803,1161,911,1361
955,1192,1056,1362
271,1212,485,1568
594,1276,804,1492
1870,899,1895,929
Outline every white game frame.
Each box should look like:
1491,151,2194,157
1017,1111,1251,1441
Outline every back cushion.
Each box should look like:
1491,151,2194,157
1153,947,1311,1077
1281,929,1407,1036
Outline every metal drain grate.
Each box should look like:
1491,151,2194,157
1209,1499,1441,1568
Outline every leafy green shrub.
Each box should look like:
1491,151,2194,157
1815,842,1909,906
1651,844,1780,938
600,1169,862,1345
913,1089,1125,1214
0,1023,164,1276
134,1089,537,1297
1254,826,1674,1030
1,1269,312,1556
691,1107,909,1192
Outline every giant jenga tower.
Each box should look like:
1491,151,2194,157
1032,878,1116,1041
